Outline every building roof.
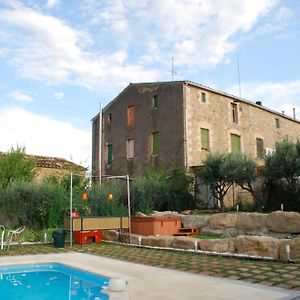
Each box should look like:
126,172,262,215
92,80,299,124
0,152,86,171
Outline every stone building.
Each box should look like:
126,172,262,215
92,81,300,206
0,152,86,182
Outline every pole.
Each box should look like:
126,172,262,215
237,56,241,98
99,101,102,184
70,173,73,247
127,175,131,244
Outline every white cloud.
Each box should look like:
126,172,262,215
0,5,159,89
46,0,60,8
53,91,64,100
82,0,275,68
0,1,276,89
7,91,33,102
225,79,300,120
0,107,90,167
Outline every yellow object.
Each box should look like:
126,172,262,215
82,192,88,201
107,193,113,201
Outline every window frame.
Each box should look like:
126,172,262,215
230,133,241,153
127,138,135,159
107,144,113,165
256,138,264,159
200,128,209,150
153,95,158,109
152,132,160,156
231,103,239,124
201,92,206,103
127,105,135,127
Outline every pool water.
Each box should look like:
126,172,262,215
0,263,109,300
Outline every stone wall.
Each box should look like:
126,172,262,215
102,211,300,261
182,211,300,238
102,230,300,260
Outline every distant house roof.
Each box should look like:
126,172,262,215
0,152,86,171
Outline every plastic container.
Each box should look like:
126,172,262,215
52,229,66,248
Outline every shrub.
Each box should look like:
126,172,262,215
0,181,68,229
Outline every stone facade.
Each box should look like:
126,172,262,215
92,81,300,205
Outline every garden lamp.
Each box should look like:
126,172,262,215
107,193,113,201
82,192,88,201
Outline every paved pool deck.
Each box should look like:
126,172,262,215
0,252,299,300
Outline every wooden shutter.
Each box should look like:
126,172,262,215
152,132,160,155
231,134,241,153
201,128,209,150
256,138,264,159
107,144,113,164
127,106,135,126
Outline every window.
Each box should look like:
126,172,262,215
230,134,241,153
152,132,160,155
256,138,264,159
107,144,113,164
153,95,158,109
201,128,209,150
108,113,112,125
231,103,238,123
201,92,206,103
275,118,280,128
127,105,135,127
127,139,134,159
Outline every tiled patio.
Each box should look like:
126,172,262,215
1,241,299,291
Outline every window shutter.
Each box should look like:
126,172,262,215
107,144,113,164
231,134,241,153
201,128,209,150
256,138,264,159
152,132,160,155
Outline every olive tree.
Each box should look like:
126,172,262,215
198,152,257,212
0,147,36,190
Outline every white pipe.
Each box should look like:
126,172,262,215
99,102,102,185
70,173,73,248
127,175,131,244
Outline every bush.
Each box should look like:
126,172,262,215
88,182,127,216
0,181,68,229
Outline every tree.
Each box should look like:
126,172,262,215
265,139,300,191
233,154,261,211
198,153,241,212
0,147,36,190
264,139,300,210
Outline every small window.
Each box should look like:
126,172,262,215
108,113,112,125
127,105,135,127
275,118,280,128
201,128,209,150
127,139,134,159
201,92,206,103
152,132,160,156
256,138,264,159
231,134,241,153
107,144,113,164
231,103,238,123
153,95,158,109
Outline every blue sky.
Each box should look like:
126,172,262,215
0,0,299,169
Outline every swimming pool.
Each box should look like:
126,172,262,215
0,263,109,300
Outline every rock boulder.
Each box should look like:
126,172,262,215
266,211,300,233
235,235,280,259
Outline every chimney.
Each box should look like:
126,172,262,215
256,101,262,106
293,107,296,119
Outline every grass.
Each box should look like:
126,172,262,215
194,234,223,239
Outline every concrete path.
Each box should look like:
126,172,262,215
0,253,299,300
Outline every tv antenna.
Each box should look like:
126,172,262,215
237,56,241,97
171,56,177,81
